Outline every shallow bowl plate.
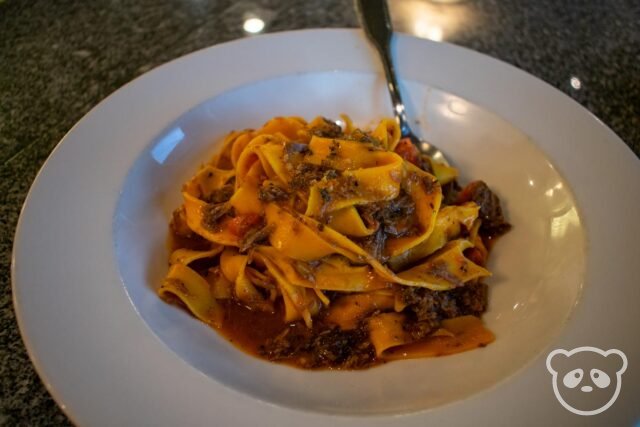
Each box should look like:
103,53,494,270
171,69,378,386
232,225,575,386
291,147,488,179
13,29,640,426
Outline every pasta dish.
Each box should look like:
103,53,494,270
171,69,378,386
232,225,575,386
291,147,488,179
159,116,510,369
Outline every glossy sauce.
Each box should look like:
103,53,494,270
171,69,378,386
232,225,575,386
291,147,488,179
168,229,211,252
167,226,495,369
169,230,288,356
216,300,287,355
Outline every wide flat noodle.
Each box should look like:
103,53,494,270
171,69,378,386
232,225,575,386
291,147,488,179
371,118,401,151
169,246,223,265
264,204,350,261
303,137,405,218
387,202,479,271
327,206,377,237
384,167,442,257
368,312,411,356
256,116,307,140
255,252,320,327
325,291,395,330
255,247,389,292
183,165,235,200
382,316,495,360
397,239,491,290
428,158,458,185
206,267,233,299
158,264,223,328
229,161,263,216
287,212,481,290
182,192,238,246
219,248,269,310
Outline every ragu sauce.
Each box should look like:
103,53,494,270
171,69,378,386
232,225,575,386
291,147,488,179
166,219,498,370
159,119,510,370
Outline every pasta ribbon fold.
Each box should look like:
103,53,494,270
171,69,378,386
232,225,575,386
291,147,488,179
169,246,223,266
326,291,395,330
182,192,238,246
220,248,270,310
368,313,411,356
397,239,491,290
158,264,223,328
387,202,479,271
382,316,495,360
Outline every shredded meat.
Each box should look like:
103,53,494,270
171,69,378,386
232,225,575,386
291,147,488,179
344,129,383,147
350,190,420,261
283,142,313,177
441,180,461,206
308,327,375,369
285,141,311,155
328,139,341,157
401,283,488,340
333,175,360,198
314,175,361,218
457,181,511,237
310,118,343,138
357,190,418,239
260,322,375,369
204,184,234,204
381,192,418,235
238,224,273,253
201,203,233,231
260,323,311,359
353,227,387,262
258,183,290,202
292,259,321,282
289,163,341,191
227,281,500,370
422,176,439,195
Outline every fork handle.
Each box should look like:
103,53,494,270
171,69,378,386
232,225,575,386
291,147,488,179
355,0,411,137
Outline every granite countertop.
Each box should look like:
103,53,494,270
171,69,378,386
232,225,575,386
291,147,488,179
1,0,638,424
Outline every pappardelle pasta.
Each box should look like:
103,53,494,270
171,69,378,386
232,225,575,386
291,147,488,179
159,116,511,369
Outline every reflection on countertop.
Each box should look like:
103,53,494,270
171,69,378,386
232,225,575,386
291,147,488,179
390,0,474,42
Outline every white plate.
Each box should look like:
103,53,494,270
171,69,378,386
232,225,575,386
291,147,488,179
12,29,640,426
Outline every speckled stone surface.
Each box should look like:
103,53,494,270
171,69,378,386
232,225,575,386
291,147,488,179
0,0,638,424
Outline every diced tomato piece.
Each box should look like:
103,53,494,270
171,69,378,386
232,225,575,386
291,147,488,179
465,247,486,267
394,137,420,166
228,213,263,237
456,181,483,204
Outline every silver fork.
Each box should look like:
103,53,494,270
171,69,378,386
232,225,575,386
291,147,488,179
355,0,450,166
